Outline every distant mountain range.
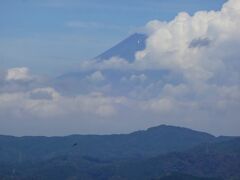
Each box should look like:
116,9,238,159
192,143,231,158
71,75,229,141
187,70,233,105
0,125,239,179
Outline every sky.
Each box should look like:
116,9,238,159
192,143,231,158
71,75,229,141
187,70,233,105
1,0,240,137
0,0,225,75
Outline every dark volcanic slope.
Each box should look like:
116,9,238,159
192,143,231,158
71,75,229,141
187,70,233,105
0,125,215,163
95,33,147,62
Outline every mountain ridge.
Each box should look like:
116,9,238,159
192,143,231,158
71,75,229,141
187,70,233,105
0,124,218,164
0,124,214,138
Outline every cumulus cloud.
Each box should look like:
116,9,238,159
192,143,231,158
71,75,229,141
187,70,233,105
0,67,48,95
189,38,211,48
135,0,240,82
5,67,32,81
78,0,240,126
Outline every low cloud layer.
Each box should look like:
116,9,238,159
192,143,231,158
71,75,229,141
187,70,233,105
0,0,239,136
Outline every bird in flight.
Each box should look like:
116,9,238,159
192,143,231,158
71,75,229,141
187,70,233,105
72,143,78,147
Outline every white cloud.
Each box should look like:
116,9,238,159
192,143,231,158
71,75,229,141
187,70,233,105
141,82,240,119
0,89,126,119
79,57,131,71
87,71,105,82
5,67,32,81
29,87,59,100
130,74,147,82
141,97,177,113
134,0,240,82
121,74,147,83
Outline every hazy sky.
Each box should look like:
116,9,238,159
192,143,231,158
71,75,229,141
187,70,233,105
0,0,225,74
1,0,239,137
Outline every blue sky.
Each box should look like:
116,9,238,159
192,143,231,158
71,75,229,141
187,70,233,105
0,0,225,75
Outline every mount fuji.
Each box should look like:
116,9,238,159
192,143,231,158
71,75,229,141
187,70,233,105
95,33,147,62
55,33,174,96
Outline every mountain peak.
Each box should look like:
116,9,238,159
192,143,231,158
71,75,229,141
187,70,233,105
95,33,147,62
146,124,215,137
146,124,190,132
